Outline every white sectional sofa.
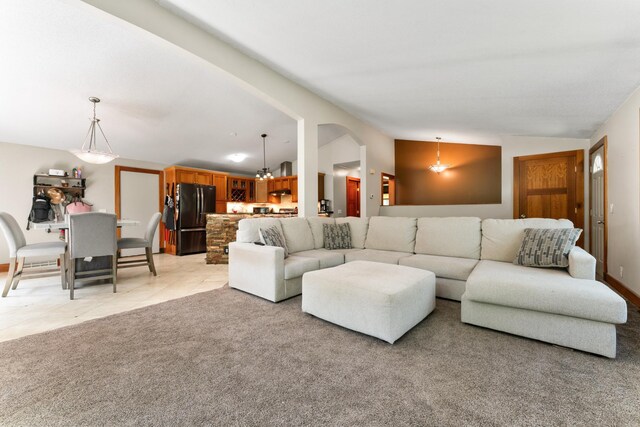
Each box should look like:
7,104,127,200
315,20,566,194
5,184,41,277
228,215,627,357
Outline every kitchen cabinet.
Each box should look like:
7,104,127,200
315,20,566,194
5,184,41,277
228,176,256,202
175,169,212,185
213,174,227,200
291,177,298,202
195,173,212,185
256,180,268,203
318,173,325,201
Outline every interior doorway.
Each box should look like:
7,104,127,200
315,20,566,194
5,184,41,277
589,137,607,278
513,150,585,247
346,177,361,217
381,173,395,206
115,166,164,255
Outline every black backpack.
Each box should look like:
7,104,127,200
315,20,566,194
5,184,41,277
27,194,53,229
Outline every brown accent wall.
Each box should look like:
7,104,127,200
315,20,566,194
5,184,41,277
395,139,502,205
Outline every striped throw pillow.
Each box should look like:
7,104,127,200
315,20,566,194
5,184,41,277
514,228,582,268
259,226,289,258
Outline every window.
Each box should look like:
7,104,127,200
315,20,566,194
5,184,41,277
592,154,603,173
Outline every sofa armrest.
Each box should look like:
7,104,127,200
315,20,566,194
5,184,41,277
568,246,596,280
228,242,285,302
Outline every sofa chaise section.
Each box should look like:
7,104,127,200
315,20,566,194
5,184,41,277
461,218,627,358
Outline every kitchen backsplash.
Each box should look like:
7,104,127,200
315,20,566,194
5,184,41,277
226,194,297,213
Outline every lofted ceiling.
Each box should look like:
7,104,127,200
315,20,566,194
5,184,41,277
159,0,640,143
0,0,302,175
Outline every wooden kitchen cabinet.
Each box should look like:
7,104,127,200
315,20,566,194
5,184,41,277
195,172,212,185
227,176,256,202
291,177,298,202
176,169,196,184
213,174,227,201
318,173,325,201
256,180,268,203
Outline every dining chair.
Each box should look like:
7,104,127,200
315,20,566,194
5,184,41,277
0,212,67,297
116,212,162,276
67,212,117,300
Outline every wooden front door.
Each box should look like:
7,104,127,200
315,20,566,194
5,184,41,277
513,150,584,247
346,177,361,217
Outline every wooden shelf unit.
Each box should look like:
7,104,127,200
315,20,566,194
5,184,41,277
33,175,86,198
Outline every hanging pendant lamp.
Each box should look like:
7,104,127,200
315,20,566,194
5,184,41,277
256,133,274,180
428,137,450,174
71,97,119,164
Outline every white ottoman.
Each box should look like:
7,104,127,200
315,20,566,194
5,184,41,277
302,261,436,344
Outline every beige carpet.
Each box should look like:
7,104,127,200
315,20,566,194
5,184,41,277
1,285,639,426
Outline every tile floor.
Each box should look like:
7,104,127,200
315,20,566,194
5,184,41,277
0,254,228,343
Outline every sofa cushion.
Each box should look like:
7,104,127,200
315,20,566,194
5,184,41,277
345,249,412,265
284,255,320,280
279,217,314,254
293,249,345,269
481,218,574,262
306,217,335,249
399,254,479,281
514,228,582,268
330,248,365,256
236,218,283,243
323,223,352,250
414,217,481,259
335,217,369,249
364,216,417,253
465,260,627,324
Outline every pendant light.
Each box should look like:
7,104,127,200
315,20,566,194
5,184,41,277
428,137,450,174
71,97,119,164
256,133,274,180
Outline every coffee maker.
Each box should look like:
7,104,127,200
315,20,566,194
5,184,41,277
319,199,331,213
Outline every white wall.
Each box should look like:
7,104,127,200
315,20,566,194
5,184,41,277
0,141,166,264
292,134,364,212
332,165,361,218
318,134,361,205
380,135,590,239
590,86,640,295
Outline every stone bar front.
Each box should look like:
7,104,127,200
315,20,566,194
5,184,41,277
206,213,294,264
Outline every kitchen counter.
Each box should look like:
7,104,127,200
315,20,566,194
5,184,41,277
206,213,296,264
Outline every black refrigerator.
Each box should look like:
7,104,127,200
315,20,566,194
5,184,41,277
176,183,216,255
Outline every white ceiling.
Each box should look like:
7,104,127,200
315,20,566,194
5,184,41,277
0,0,300,174
159,0,640,143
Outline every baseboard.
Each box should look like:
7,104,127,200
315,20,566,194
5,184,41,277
604,273,640,308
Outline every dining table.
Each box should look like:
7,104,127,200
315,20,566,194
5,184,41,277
30,217,140,288
29,218,140,230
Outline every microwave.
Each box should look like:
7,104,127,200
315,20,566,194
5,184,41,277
253,207,272,214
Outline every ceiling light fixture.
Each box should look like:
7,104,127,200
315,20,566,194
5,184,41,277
228,153,247,163
256,133,274,180
71,97,118,164
428,137,450,174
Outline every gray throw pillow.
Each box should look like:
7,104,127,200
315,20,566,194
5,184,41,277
514,228,582,268
323,223,352,250
259,226,289,257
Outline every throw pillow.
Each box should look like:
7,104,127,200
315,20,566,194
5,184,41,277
259,226,289,257
323,223,352,250
514,228,582,268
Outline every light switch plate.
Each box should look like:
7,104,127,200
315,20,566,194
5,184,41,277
609,204,614,214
